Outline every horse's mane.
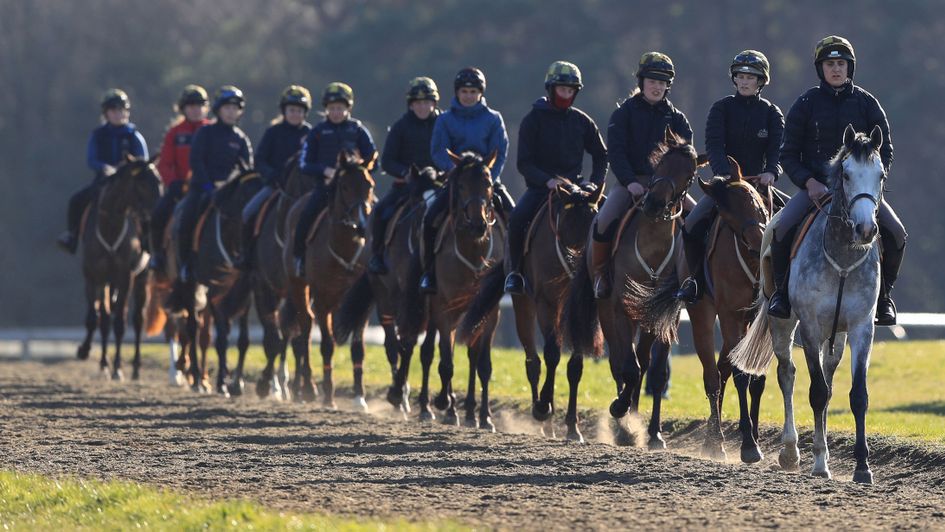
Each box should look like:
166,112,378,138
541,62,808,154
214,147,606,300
454,151,486,172
826,132,877,190
648,133,697,170
705,176,768,218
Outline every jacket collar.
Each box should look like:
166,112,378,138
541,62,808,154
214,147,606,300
819,80,854,97
451,97,488,118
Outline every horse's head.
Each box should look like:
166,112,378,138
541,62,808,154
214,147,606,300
555,180,605,249
332,149,376,236
643,127,708,219
699,158,769,253
828,124,886,246
103,153,163,217
406,165,444,204
448,150,496,238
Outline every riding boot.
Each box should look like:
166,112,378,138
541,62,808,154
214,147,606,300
418,219,439,294
591,239,613,299
767,233,793,319
875,243,904,326
57,231,78,254
503,215,527,295
367,217,389,275
675,227,708,304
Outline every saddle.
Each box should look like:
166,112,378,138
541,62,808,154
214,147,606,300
522,200,551,257
306,207,329,244
383,200,411,247
758,195,833,297
252,191,281,237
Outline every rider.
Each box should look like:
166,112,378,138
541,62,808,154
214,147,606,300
503,61,608,294
57,89,148,254
292,82,377,276
593,52,693,299
176,85,253,283
236,85,313,270
418,67,514,293
368,77,441,275
767,36,904,326
148,85,211,271
675,50,787,303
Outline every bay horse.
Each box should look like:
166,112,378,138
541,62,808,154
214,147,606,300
459,182,604,441
174,167,260,396
77,154,161,380
251,153,318,401
398,150,505,431
731,125,886,484
284,150,377,409
568,128,706,448
686,158,772,462
333,165,444,419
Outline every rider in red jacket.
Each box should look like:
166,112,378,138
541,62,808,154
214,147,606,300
149,85,211,271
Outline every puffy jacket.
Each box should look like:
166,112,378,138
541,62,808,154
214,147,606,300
705,93,784,179
607,93,693,187
517,97,607,189
381,109,439,179
189,121,253,191
256,120,311,186
781,80,893,189
431,97,508,181
86,122,148,174
157,118,210,186
300,118,376,178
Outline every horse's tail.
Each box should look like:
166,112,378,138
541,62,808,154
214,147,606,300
397,252,428,340
563,255,603,357
458,263,504,345
625,274,683,345
333,272,374,344
219,272,253,319
144,272,168,337
729,293,774,376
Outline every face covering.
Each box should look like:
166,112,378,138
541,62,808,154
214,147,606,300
551,92,575,110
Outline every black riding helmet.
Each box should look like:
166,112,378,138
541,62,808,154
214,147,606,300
454,67,486,93
101,88,130,112
280,84,312,112
636,52,675,85
212,85,245,114
407,77,440,103
814,35,856,81
731,50,770,88
177,85,208,111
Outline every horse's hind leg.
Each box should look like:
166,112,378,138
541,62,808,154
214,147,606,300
229,311,249,396
130,273,147,381
847,326,874,484
645,336,670,450
512,296,542,419
772,318,800,471
800,329,831,479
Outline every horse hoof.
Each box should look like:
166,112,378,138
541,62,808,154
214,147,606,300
566,428,585,444
442,412,459,426
228,379,245,397
399,396,412,415
614,424,634,447
419,409,436,423
463,416,479,429
111,369,124,382
480,417,496,433
353,396,369,412
741,445,764,464
216,386,231,399
256,379,271,399
811,468,832,480
171,371,186,387
76,345,90,360
648,433,666,451
702,442,727,461
300,384,318,403
853,468,874,485
131,370,140,381
609,398,629,419
778,448,801,472
432,394,450,411
531,401,553,422
386,386,403,407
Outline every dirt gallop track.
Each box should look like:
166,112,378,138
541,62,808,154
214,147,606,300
2,357,944,529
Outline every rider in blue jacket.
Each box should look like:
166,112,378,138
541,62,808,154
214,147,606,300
418,67,514,293
176,86,253,282
292,82,377,275
58,89,148,254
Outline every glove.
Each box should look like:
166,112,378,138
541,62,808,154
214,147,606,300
579,181,598,194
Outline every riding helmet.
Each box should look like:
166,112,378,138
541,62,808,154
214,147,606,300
177,84,208,110
636,52,675,84
322,82,354,108
814,35,856,80
730,50,770,86
406,77,439,103
545,61,583,90
280,84,312,111
212,85,246,113
101,88,130,112
454,67,486,93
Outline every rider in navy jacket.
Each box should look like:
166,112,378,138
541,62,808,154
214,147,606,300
58,89,148,254
767,36,904,326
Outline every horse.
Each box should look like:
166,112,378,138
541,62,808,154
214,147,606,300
173,167,261,396
685,158,773,461
568,128,706,448
333,165,445,419
284,150,377,409
250,153,318,401
398,150,506,431
730,125,886,484
77,154,162,380
459,181,604,441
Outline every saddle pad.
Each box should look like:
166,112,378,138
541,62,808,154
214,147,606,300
790,197,832,260
522,200,550,258
611,202,641,258
383,201,410,247
252,192,280,237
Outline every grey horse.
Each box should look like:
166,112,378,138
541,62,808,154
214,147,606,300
730,124,886,484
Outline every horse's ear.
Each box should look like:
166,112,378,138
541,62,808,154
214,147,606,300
364,151,378,171
590,181,606,205
727,156,742,181
447,149,463,166
696,153,709,168
869,124,883,152
843,124,857,150
485,149,499,170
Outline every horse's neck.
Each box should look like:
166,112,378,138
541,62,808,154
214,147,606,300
632,214,676,250
93,192,131,238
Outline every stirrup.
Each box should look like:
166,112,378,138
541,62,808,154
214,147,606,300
767,291,791,319
874,297,897,326
419,271,437,294
593,275,612,300
675,277,700,304
504,272,525,294
293,257,305,277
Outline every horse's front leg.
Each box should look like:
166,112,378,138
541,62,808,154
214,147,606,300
800,328,831,479
211,304,232,397
417,324,437,422
645,334,670,451
724,315,763,464
475,313,497,433
434,323,458,426
512,295,542,418
110,276,131,382
848,325,874,484
350,315,369,413
690,301,725,459
317,311,336,409
98,287,112,375
228,311,249,397
78,284,98,361
130,272,147,381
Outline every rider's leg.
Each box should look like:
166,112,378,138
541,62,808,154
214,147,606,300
676,196,716,303
768,192,813,318
293,182,329,276
368,185,407,274
176,189,208,283
875,200,907,326
58,181,100,254
418,187,450,294
237,185,273,271
504,188,545,294
590,185,632,299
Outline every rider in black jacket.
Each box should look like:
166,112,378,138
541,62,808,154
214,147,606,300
676,50,787,303
503,61,608,294
768,36,905,326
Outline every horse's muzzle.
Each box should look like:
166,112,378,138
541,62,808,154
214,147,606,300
855,222,879,245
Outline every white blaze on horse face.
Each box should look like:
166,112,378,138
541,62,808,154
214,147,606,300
843,154,884,244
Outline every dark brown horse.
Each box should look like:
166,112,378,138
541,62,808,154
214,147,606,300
173,168,261,395
398,151,505,430
250,153,318,401
77,154,161,380
568,129,707,448
459,182,604,441
333,165,444,419
686,159,773,462
284,150,377,409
